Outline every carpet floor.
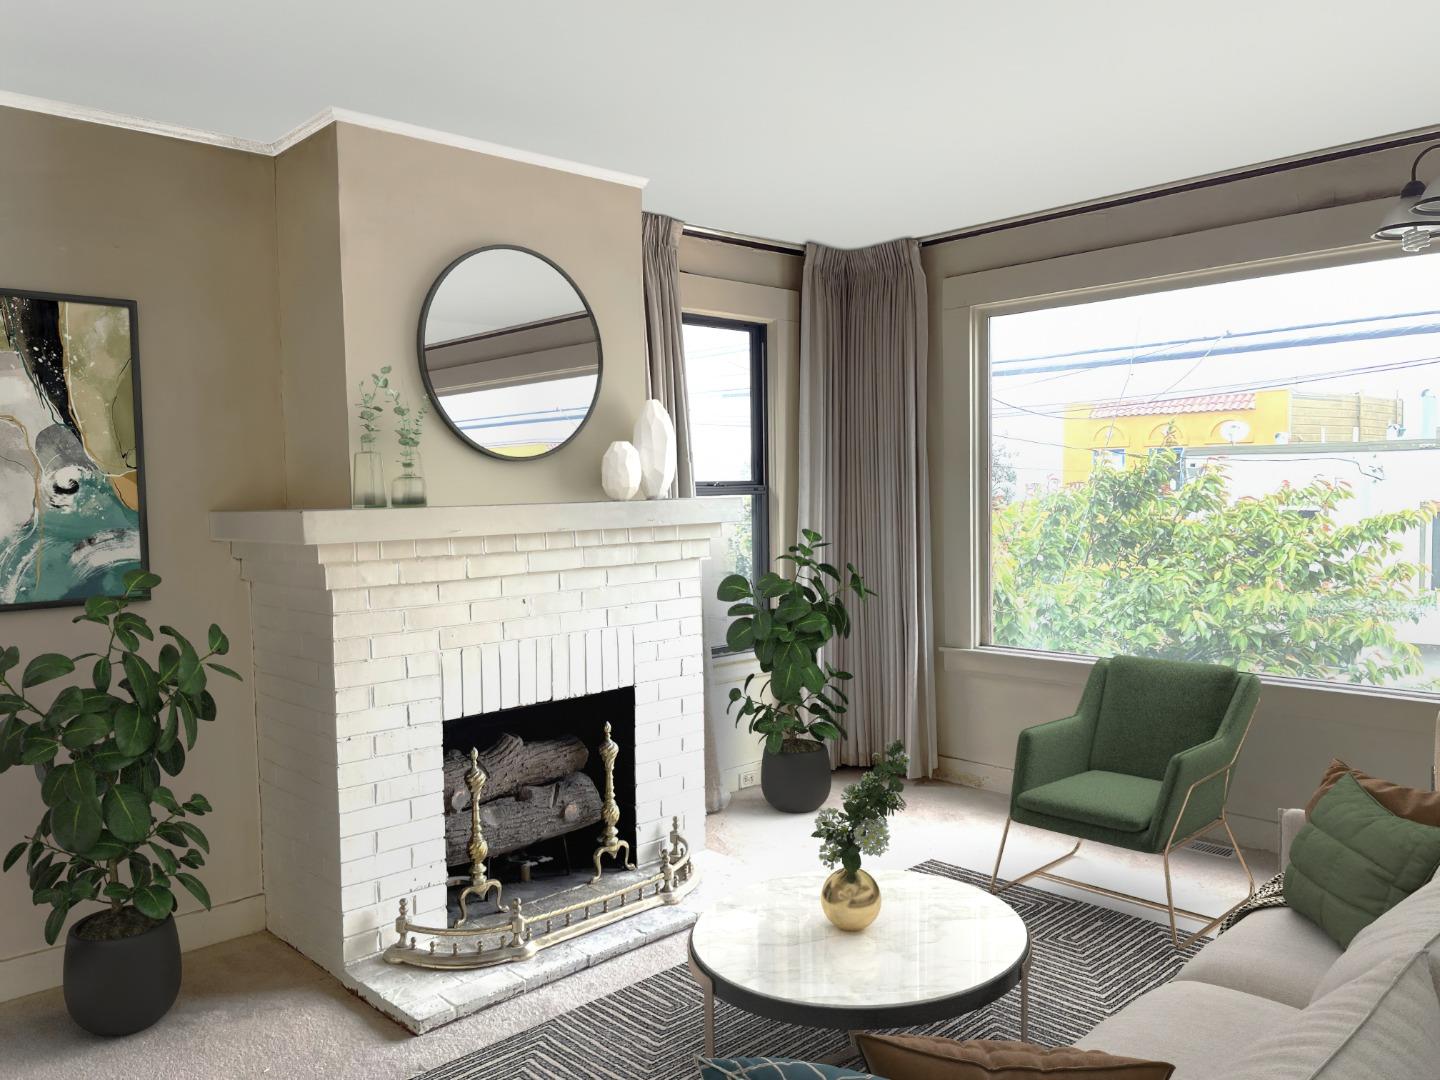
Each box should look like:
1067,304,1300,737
418,861,1206,1080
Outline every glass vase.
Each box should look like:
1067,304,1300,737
391,451,427,507
352,443,387,508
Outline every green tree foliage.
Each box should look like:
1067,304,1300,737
719,528,874,754
992,451,1437,687
0,572,234,943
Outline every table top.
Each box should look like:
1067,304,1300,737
688,869,1030,1029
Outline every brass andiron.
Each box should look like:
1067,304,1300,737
455,748,503,923
590,721,634,883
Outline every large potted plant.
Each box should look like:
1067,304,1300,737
0,570,234,1036
718,528,874,813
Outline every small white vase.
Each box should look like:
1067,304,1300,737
601,441,642,501
634,399,677,499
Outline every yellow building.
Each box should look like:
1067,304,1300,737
1061,390,1402,484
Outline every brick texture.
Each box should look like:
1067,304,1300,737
227,521,720,980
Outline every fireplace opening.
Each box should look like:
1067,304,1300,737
440,687,636,903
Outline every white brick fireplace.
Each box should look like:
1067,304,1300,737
211,499,739,1027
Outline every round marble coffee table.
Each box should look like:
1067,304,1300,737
687,869,1031,1058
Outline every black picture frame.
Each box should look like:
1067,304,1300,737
0,287,149,612
415,245,604,462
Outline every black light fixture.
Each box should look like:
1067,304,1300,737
1374,145,1440,252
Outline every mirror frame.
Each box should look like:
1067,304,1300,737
415,244,604,462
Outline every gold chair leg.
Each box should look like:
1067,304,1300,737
988,816,1013,892
990,814,1082,895
994,814,1256,951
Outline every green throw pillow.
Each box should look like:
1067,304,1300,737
1284,771,1440,947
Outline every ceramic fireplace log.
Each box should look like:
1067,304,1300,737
441,733,590,812
444,770,603,866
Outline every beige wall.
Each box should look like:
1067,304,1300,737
331,122,646,505
923,148,1440,846
0,106,283,998
275,125,351,509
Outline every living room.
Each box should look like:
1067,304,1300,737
1,4,1438,1078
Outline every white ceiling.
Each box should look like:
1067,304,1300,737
2,2,1435,247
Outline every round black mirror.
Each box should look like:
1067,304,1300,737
417,246,602,460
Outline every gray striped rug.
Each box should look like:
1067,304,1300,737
418,861,1204,1079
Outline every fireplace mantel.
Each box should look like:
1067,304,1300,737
211,498,743,546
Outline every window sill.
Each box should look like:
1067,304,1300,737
938,645,1440,722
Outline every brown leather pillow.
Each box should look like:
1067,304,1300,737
1304,758,1440,827
854,1035,1174,1079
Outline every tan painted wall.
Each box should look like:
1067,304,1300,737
0,106,283,998
923,148,1440,845
331,122,646,504
275,126,351,509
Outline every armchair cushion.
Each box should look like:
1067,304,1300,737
1015,771,1162,834
1089,656,1239,780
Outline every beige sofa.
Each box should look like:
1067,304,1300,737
1076,809,1440,1078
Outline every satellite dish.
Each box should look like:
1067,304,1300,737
1219,420,1250,444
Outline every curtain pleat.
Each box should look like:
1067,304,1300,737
798,239,937,778
641,212,693,498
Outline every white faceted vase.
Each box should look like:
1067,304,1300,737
601,441,642,501
634,399,677,499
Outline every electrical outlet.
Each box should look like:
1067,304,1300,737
738,767,759,789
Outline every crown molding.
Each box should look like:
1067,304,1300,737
0,93,649,189
0,89,273,154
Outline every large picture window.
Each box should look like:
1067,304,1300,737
987,254,1440,692
682,315,768,652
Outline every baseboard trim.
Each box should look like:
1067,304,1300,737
0,893,267,1003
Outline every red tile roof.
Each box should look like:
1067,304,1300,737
1091,392,1256,419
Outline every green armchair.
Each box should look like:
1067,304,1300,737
989,655,1260,947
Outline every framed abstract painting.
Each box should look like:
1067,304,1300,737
0,289,147,611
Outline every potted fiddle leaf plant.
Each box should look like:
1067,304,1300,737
719,527,874,813
0,570,236,1036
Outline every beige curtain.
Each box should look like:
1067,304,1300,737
798,239,937,778
641,212,693,498
640,211,732,811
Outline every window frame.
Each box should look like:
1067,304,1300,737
965,233,1440,702
682,313,770,656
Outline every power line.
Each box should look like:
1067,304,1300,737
992,353,1440,420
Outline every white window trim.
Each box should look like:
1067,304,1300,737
938,195,1440,705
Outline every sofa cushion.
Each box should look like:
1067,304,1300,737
1076,981,1297,1080
855,1035,1174,1079
1305,757,1440,827
1089,656,1237,780
1015,771,1161,833
1228,950,1440,1079
1284,772,1440,947
1310,875,1440,1003
1173,906,1340,1009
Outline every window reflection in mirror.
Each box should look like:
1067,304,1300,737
419,247,601,459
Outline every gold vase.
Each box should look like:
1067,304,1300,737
820,868,881,931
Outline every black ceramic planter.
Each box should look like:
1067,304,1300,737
64,913,180,1036
760,745,832,813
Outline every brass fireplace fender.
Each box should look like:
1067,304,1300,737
383,816,697,970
